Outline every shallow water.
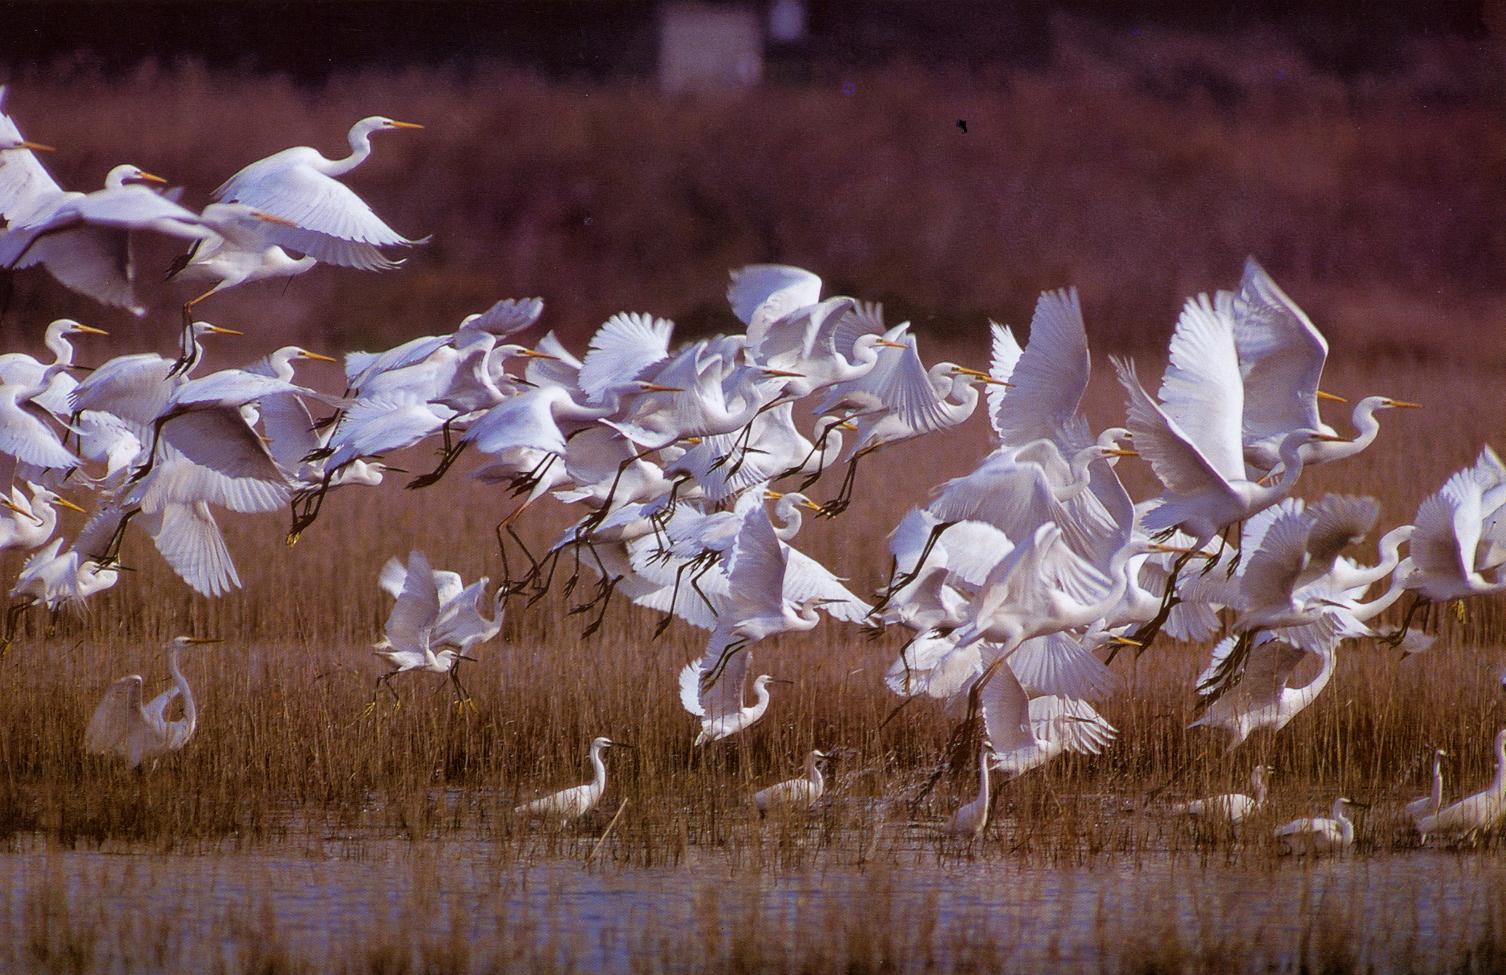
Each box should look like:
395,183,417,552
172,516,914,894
3,829,1502,973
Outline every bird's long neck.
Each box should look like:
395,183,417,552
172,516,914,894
1363,526,1415,588
168,646,196,737
1492,735,1506,796
807,753,824,790
44,328,75,367
748,681,772,718
1252,769,1267,804
324,123,376,177
1348,573,1408,623
976,745,991,810
772,501,805,540
1430,755,1443,808
591,745,609,792
1335,806,1353,842
1056,446,1099,501
1292,650,1336,704
1346,401,1384,452
1260,434,1311,504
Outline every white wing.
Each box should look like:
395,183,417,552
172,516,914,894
578,312,673,404
155,409,291,513
990,288,1090,449
1030,696,1117,755
84,674,145,758
1009,632,1119,701
143,500,241,597
0,86,63,222
985,321,1024,439
383,550,438,654
1113,356,1235,500
727,264,823,342
1156,293,1246,481
977,663,1036,755
1233,258,1328,444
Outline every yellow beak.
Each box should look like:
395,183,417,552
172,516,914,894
1315,389,1348,404
388,120,425,130
1384,399,1423,409
54,496,87,514
252,210,300,228
133,170,169,185
205,325,244,336
17,140,55,153
298,351,340,364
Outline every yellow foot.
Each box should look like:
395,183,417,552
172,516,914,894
1453,600,1469,624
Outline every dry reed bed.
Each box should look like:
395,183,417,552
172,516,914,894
0,354,1500,858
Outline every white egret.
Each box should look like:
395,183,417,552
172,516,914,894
1169,765,1271,829
83,635,219,768
1115,352,1341,551
1404,748,1447,841
0,319,108,388
67,322,242,434
1414,729,1506,843
976,660,1118,780
1274,797,1358,855
164,202,315,329
514,736,632,824
213,115,427,270
1406,468,1506,602
678,651,792,747
1189,637,1335,750
0,164,216,315
370,550,476,708
0,482,84,551
946,738,994,845
0,85,60,222
753,749,829,817
0,369,80,471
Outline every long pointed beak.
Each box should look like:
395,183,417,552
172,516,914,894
53,496,87,514
1104,448,1139,458
252,210,300,228
388,120,425,130
874,338,908,349
298,351,340,364
518,349,560,360
1315,389,1347,404
1385,399,1423,409
635,382,684,393
205,324,244,336
133,170,169,185
764,490,784,500
1,498,41,524
72,323,109,336
1313,433,1350,443
758,367,805,378
769,678,796,685
1107,635,1143,648
951,366,1010,386
17,140,55,153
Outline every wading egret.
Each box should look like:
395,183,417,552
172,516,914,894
1405,748,1447,842
1169,765,1271,829
514,736,633,825
753,749,829,817
946,737,994,845
1274,797,1358,856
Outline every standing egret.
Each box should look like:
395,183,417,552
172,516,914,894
1415,729,1506,843
1169,766,1271,829
514,736,633,825
1404,748,1447,842
753,749,830,817
946,737,994,846
1274,797,1359,855
213,115,427,271
84,635,219,769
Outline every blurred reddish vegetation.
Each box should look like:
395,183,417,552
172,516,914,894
2,18,1501,361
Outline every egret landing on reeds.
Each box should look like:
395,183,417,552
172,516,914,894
84,635,219,769
514,736,633,826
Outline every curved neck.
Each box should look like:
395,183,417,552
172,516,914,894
167,646,196,735
1292,651,1336,704
772,501,805,539
1430,756,1444,806
1350,573,1408,622
44,327,75,366
1056,445,1099,500
1260,435,1310,504
323,123,377,177
806,753,825,789
590,745,609,790
1365,526,1414,584
1346,401,1384,451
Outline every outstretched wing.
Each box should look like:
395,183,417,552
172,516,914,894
84,674,145,758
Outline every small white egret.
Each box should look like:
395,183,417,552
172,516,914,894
753,749,829,817
83,635,219,768
514,736,633,825
946,737,994,846
1274,797,1359,855
0,482,84,551
1169,766,1271,829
